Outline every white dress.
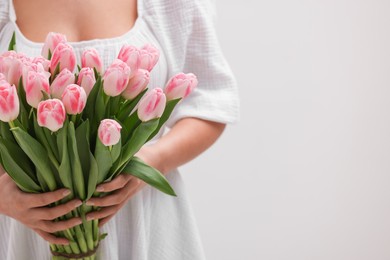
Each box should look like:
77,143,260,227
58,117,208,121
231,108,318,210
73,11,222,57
0,0,239,259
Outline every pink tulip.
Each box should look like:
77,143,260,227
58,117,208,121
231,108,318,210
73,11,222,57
0,73,6,83
0,81,19,122
50,42,76,73
51,69,76,99
121,69,150,100
102,59,131,96
77,67,96,96
137,88,166,122
21,60,50,90
118,44,160,77
164,73,198,100
25,71,50,108
98,119,122,146
81,48,103,74
37,99,66,132
117,45,140,76
32,57,51,72
139,44,159,72
41,32,67,59
0,51,23,86
61,84,87,115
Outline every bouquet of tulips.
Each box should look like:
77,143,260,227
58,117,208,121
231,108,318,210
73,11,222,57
0,33,198,260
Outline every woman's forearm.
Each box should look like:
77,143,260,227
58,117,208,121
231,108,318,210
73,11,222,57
137,118,226,174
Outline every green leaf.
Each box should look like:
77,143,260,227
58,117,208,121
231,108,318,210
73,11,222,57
17,78,30,131
94,138,113,184
86,153,98,200
122,111,141,142
110,119,159,177
0,139,41,193
8,32,16,51
11,127,57,191
43,127,60,161
68,122,86,200
75,120,90,182
0,121,14,141
123,157,176,196
110,138,121,163
57,120,73,192
94,84,105,126
32,113,60,170
147,98,181,142
0,136,36,182
83,77,101,124
50,63,61,84
108,95,121,117
117,89,148,122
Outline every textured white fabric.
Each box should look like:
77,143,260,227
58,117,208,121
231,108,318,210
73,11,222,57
0,0,239,259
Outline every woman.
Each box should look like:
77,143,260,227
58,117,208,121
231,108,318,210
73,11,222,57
0,0,239,259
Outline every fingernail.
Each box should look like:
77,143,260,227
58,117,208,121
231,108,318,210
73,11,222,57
74,201,83,207
86,201,94,206
96,186,104,192
63,190,71,196
87,216,94,221
76,219,83,225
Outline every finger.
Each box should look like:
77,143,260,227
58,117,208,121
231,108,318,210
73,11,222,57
86,188,128,207
27,189,71,208
97,200,127,227
98,213,116,228
86,205,120,222
34,229,69,245
37,217,82,233
33,200,83,220
87,179,139,207
95,174,132,192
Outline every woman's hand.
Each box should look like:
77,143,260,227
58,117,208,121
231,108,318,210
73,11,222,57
85,145,160,227
0,174,83,245
85,174,145,227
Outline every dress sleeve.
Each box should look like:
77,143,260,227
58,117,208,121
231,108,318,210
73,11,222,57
141,0,240,127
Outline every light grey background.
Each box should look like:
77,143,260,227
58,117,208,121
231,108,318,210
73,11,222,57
181,1,390,260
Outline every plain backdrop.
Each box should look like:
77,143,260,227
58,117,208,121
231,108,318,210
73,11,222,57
181,1,390,260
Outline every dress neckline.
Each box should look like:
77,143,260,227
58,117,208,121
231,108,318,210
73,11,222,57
8,0,143,49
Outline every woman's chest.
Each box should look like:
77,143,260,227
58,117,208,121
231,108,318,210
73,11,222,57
12,0,138,42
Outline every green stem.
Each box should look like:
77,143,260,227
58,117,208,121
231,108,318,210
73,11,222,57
8,120,15,128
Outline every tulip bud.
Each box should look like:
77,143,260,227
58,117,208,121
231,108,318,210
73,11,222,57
21,60,50,90
77,67,96,96
137,88,166,122
51,69,76,99
37,99,66,132
25,71,50,108
0,51,23,86
102,59,131,96
61,84,87,115
41,32,67,59
0,73,6,83
117,45,139,75
139,44,159,72
50,42,76,73
81,48,103,74
0,81,19,122
98,119,122,146
32,57,51,72
165,73,198,100
121,69,150,100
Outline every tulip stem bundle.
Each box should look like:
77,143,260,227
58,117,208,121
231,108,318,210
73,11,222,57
0,32,198,259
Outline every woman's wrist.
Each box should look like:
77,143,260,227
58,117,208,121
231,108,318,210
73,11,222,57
135,144,168,174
